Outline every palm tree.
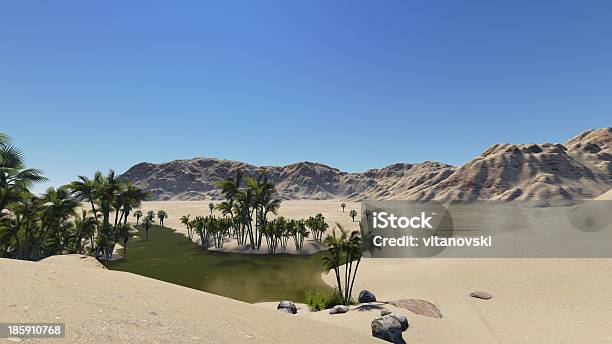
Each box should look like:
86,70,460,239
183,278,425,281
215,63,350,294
6,191,43,259
117,223,134,256
0,135,47,212
322,223,362,305
142,216,153,240
119,181,149,225
69,176,99,220
253,175,282,249
133,210,143,225
364,209,372,221
209,202,214,215
323,225,347,298
157,210,167,227
41,186,79,255
180,214,192,240
349,209,357,222
341,203,346,213
95,170,121,255
73,209,97,254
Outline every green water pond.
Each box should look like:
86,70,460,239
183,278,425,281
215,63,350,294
103,225,330,303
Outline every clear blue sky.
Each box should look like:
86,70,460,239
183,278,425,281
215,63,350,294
1,1,611,192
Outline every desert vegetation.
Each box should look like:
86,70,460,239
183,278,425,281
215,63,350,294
0,133,150,260
179,172,341,255
322,223,364,305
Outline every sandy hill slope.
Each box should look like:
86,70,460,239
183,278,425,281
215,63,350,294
315,258,612,344
0,257,378,344
121,128,611,203
405,128,611,204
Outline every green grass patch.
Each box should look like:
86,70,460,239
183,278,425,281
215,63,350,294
304,287,350,311
104,224,329,303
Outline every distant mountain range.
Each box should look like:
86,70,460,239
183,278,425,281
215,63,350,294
120,128,611,204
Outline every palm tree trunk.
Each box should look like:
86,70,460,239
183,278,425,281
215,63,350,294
348,256,361,302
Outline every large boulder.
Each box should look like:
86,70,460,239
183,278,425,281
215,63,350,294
389,314,409,331
329,305,349,314
358,289,376,303
277,300,297,314
371,315,406,344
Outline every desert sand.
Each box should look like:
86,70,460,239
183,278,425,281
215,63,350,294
0,256,378,344
22,194,610,343
255,192,612,343
253,258,612,344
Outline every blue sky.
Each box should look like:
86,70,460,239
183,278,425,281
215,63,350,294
1,1,611,192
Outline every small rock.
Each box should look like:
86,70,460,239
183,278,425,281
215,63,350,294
277,300,297,314
470,291,492,300
371,315,406,344
329,305,349,314
358,289,376,303
381,309,392,316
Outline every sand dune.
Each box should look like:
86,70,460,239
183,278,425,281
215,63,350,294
0,257,379,344
256,258,612,343
313,258,612,343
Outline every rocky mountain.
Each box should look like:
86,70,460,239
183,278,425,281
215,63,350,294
121,128,611,203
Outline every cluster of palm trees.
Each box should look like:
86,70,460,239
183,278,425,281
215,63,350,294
323,223,363,305
0,133,150,260
178,172,335,255
181,215,232,249
213,172,282,250
259,217,310,254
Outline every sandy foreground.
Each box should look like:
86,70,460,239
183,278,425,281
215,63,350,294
254,258,612,344
5,193,611,343
0,255,378,344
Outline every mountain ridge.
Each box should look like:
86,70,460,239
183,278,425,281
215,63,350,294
120,128,611,203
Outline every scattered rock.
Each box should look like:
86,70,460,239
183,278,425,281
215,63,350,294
381,309,392,316
277,300,297,314
371,315,406,344
329,305,349,314
389,299,442,318
358,290,376,303
470,291,492,300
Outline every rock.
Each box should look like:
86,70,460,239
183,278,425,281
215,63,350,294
277,300,297,314
371,315,406,344
389,314,409,331
358,289,376,303
389,299,443,318
381,309,392,316
470,291,492,300
329,305,349,314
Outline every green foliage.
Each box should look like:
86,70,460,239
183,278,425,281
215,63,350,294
305,288,350,311
349,209,358,221
322,223,363,305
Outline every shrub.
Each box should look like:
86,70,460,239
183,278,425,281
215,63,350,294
305,288,351,311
